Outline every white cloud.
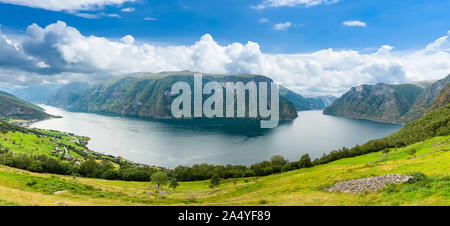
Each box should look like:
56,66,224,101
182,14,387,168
426,30,450,52
75,13,100,19
107,13,120,18
0,21,450,96
259,18,269,23
121,7,135,12
75,12,121,19
253,0,339,9
274,22,292,30
120,35,135,45
343,20,367,27
143,17,158,21
0,0,135,11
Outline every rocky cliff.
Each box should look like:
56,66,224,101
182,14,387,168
428,83,450,112
323,74,450,124
398,74,450,123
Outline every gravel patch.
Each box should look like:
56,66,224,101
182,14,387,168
328,174,413,193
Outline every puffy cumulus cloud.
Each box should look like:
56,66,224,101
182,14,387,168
0,21,450,96
0,0,135,11
0,28,47,72
253,0,339,9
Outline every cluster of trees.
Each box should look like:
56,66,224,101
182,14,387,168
0,121,33,134
0,149,164,182
1,149,78,175
169,154,313,181
1,148,185,189
164,138,397,182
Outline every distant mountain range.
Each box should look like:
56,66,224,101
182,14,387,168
47,72,300,121
0,84,61,104
11,72,449,125
0,90,52,120
279,87,336,110
324,74,450,124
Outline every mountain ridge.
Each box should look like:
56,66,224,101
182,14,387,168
323,74,450,124
48,72,299,122
280,86,336,110
0,90,52,120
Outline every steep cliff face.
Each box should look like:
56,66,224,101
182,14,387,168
323,83,424,123
47,82,90,108
323,74,450,124
0,91,51,120
55,72,298,121
398,74,450,123
428,83,450,112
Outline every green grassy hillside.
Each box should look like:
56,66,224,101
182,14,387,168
0,91,52,120
0,121,128,170
0,135,448,206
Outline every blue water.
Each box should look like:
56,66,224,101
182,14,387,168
32,105,402,168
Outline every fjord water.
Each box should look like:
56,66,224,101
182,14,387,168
32,105,402,168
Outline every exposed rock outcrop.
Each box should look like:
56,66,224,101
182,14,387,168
327,174,413,193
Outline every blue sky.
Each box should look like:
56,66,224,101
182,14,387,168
0,0,449,53
0,0,449,96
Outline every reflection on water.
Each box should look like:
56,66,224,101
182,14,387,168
32,105,402,168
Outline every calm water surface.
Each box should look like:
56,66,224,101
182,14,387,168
32,105,402,168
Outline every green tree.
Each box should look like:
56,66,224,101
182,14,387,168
27,161,44,173
103,169,120,180
408,148,417,157
263,167,273,175
169,178,179,190
210,173,220,187
120,168,150,181
80,158,99,177
298,154,312,168
281,162,298,172
99,160,114,171
270,155,288,166
151,171,169,188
